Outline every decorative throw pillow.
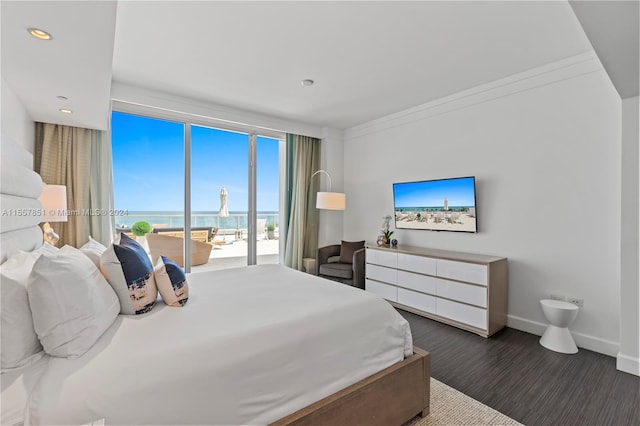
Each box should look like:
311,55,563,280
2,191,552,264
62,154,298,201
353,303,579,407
100,233,158,315
27,245,120,358
0,251,45,372
339,240,365,264
154,256,189,307
80,236,108,267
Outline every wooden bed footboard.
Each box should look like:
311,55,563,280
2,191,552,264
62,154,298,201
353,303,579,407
272,346,431,426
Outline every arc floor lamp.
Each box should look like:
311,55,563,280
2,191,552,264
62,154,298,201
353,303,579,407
311,170,345,210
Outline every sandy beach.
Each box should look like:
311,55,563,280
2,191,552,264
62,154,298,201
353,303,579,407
395,212,476,232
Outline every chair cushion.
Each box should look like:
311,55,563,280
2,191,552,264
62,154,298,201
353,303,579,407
319,262,353,280
339,240,365,264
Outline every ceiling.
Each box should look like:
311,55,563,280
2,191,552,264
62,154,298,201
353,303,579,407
1,1,117,131
569,0,639,99
1,1,638,132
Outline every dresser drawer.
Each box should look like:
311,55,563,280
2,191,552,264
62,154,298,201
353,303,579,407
366,279,397,302
398,288,436,315
436,280,487,308
397,270,437,295
366,263,397,285
397,253,437,275
437,259,488,286
366,248,397,268
436,298,487,330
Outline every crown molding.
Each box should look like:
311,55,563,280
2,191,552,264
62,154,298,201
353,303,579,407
345,51,604,141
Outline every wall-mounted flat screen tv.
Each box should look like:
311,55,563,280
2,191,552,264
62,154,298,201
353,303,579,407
393,176,477,233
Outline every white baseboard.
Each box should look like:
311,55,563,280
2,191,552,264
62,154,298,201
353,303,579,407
616,353,640,376
507,314,619,357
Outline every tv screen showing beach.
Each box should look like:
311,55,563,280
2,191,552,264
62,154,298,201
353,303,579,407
393,176,477,233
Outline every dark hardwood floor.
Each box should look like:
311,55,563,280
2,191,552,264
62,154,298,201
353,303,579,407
399,309,639,426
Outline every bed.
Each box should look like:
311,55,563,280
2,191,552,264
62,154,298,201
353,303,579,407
0,139,430,425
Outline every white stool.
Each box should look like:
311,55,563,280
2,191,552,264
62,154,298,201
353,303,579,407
539,299,579,354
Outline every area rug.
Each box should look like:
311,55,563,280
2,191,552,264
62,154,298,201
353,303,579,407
407,378,523,426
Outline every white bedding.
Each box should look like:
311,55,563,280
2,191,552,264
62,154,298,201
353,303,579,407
23,264,412,425
1,356,49,426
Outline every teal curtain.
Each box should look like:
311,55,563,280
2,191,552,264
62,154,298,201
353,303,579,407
283,134,321,270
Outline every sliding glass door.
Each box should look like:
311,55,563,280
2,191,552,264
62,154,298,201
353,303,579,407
256,135,280,265
112,111,282,271
191,125,249,270
111,111,185,253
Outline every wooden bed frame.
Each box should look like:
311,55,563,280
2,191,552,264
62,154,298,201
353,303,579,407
272,346,430,426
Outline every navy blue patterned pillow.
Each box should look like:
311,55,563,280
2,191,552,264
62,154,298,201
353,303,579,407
100,233,157,314
154,256,189,307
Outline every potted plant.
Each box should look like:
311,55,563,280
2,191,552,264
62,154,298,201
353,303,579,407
379,214,394,246
266,223,275,240
131,220,152,250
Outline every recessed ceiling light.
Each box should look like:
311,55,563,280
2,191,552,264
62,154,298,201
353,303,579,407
301,79,314,86
28,28,52,40
59,109,72,114
56,95,68,101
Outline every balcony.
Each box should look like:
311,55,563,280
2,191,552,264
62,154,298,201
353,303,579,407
117,212,280,271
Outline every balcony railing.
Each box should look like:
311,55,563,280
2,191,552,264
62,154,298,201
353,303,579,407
116,212,279,237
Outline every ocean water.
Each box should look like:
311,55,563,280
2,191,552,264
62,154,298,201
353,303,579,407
116,211,278,230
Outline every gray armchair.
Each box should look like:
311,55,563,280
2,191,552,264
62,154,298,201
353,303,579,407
316,240,366,289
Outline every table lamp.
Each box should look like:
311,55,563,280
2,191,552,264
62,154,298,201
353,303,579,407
39,184,68,245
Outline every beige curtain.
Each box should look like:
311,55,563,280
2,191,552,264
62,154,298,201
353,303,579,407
283,134,321,270
35,122,114,247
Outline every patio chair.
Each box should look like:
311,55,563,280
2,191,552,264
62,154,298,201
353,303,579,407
152,226,218,243
146,233,212,267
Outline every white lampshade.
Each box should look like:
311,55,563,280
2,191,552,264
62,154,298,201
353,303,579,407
39,184,68,223
316,191,346,210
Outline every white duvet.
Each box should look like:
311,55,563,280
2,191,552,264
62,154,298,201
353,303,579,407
23,264,412,425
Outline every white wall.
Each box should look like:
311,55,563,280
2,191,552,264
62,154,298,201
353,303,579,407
619,95,639,375
1,77,35,155
318,127,345,247
343,52,622,356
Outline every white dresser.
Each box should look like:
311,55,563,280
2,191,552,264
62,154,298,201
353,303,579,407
365,244,508,337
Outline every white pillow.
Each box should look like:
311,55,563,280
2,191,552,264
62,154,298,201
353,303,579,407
80,236,108,267
33,242,59,255
0,251,45,372
27,245,120,358
100,233,158,315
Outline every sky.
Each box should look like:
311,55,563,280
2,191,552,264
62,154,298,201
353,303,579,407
111,111,280,212
393,177,476,208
